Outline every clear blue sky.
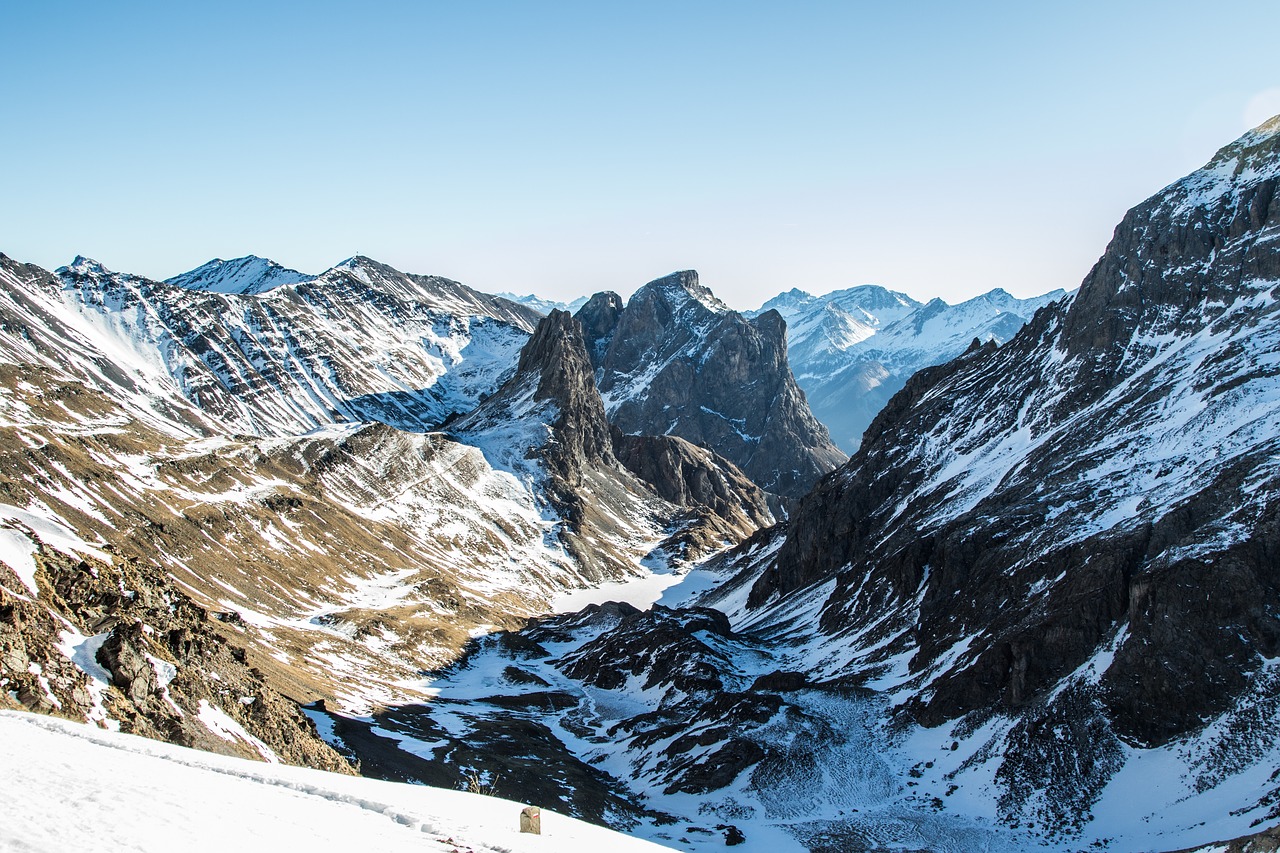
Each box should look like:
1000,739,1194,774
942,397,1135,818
3,1,1279,309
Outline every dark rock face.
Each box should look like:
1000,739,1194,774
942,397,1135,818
452,310,636,579
742,118,1280,825
518,308,616,474
558,605,734,694
612,431,772,529
575,291,624,369
577,271,845,499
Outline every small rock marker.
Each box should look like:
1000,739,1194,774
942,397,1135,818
519,806,541,835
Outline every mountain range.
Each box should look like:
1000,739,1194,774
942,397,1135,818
752,284,1068,452
2,115,1279,852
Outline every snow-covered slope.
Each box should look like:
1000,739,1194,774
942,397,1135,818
300,114,1280,853
754,284,1065,452
314,598,1026,850
0,263,773,724
8,112,1279,853
333,566,1280,852
0,712,668,853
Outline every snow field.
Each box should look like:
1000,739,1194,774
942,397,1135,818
0,711,673,853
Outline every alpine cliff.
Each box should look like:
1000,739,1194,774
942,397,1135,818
576,270,846,500
451,308,772,580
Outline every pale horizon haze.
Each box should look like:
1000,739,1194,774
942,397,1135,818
3,1,1279,310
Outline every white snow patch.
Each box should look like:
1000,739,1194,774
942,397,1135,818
196,700,280,764
548,568,684,613
0,523,39,596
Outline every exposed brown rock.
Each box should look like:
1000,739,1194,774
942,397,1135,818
0,543,353,773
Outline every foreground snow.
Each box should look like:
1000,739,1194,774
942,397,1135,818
0,711,672,853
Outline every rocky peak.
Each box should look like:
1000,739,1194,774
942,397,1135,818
748,306,786,340
612,430,773,529
589,272,844,499
331,253,389,277
303,257,541,331
62,255,112,277
320,255,420,300
518,309,614,467
637,269,729,315
453,309,613,476
573,291,625,370
767,286,815,307
451,307,776,576
1058,113,1280,386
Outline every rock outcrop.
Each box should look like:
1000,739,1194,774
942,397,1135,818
612,431,771,530
0,539,353,773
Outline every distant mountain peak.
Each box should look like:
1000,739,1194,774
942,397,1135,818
64,255,111,276
328,254,397,282
497,292,590,316
333,254,377,270
755,288,816,316
166,255,311,295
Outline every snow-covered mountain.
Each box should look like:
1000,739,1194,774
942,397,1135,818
5,115,1280,853
50,254,542,435
497,291,589,315
292,115,1280,852
709,114,1280,844
165,254,311,295
753,284,1066,452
